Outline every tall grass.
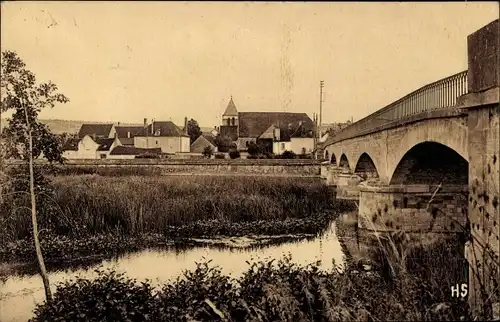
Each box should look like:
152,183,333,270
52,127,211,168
1,174,338,243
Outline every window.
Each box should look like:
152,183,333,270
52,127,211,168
246,141,249,147
281,143,285,150
155,140,159,145
227,119,230,126
155,130,160,136
100,154,106,159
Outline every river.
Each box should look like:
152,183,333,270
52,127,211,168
0,218,352,322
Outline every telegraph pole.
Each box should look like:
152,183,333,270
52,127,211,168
319,80,324,141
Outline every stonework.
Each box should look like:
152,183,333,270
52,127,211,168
324,110,468,184
358,184,468,233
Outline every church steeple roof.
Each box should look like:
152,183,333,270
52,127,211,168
223,96,238,117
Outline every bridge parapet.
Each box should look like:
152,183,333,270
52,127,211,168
327,70,468,145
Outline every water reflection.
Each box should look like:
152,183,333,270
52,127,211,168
0,221,348,322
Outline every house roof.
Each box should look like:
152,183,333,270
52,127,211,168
190,135,217,153
290,122,315,139
222,97,238,116
258,124,276,140
110,146,162,156
137,121,189,137
95,138,115,151
201,133,216,146
115,126,145,138
238,112,314,138
78,124,114,139
118,137,135,146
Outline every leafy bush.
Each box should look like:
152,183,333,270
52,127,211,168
229,150,240,159
214,153,225,159
31,270,157,322
202,146,214,158
281,150,296,159
30,251,474,322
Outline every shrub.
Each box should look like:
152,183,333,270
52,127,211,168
214,153,225,159
229,150,240,159
202,146,214,158
281,150,296,159
247,142,262,157
31,270,157,322
30,251,474,322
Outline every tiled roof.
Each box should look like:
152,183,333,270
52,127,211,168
110,146,162,156
190,135,217,153
118,138,135,146
95,138,115,151
115,126,145,138
222,97,238,116
238,112,314,138
78,124,114,139
201,133,216,146
290,122,315,139
137,121,189,137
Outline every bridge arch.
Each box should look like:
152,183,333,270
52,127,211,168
339,153,350,169
354,152,379,180
330,153,337,165
389,141,468,186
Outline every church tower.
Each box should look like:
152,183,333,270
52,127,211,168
220,96,239,141
222,95,238,126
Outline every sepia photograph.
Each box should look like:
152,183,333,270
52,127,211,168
0,1,499,321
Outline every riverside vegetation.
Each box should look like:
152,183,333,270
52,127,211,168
0,166,348,262
2,166,497,321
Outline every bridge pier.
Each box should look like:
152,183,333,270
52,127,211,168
321,164,363,200
358,184,468,233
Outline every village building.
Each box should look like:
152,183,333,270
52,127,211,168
190,133,218,154
133,119,190,154
62,135,119,159
218,97,315,155
77,123,116,140
114,125,145,146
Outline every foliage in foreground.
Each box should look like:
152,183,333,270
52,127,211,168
30,252,470,322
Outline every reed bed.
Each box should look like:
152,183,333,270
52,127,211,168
1,173,352,261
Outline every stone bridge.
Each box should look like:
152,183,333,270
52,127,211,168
322,19,499,317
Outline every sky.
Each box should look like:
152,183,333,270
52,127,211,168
1,2,498,127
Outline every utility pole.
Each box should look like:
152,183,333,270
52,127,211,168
319,80,324,141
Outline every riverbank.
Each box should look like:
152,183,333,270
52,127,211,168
28,253,470,322
0,213,335,264
0,174,355,263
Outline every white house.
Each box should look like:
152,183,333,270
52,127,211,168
63,135,120,159
271,122,315,155
134,120,190,154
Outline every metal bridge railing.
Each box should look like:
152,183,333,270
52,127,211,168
328,70,468,144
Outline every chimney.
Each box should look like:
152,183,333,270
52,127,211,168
184,117,188,135
151,119,154,135
118,122,121,126
127,131,131,138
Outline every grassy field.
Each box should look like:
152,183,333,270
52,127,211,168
0,172,353,261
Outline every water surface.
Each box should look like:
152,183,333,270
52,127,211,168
0,220,348,322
